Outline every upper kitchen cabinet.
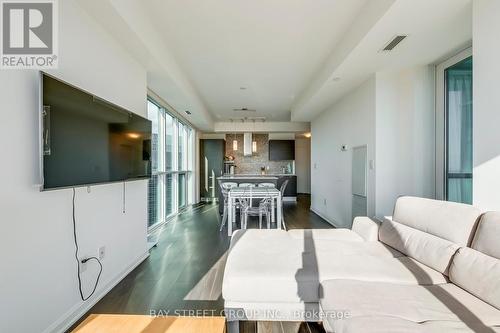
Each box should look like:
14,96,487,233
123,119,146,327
269,140,295,161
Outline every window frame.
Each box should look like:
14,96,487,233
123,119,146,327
147,96,195,231
435,47,472,201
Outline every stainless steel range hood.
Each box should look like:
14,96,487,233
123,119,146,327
243,132,252,156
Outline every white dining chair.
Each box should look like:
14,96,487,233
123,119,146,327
219,182,238,231
258,182,275,188
239,193,272,229
238,183,255,188
278,180,289,230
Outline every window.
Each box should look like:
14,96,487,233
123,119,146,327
436,49,473,205
445,56,473,204
147,101,163,228
147,97,195,230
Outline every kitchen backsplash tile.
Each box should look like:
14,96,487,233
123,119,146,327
225,133,294,174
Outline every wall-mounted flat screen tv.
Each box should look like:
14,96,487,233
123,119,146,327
40,73,152,190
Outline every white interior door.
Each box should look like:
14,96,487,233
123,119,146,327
352,145,367,220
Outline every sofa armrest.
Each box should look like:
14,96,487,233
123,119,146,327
351,216,381,241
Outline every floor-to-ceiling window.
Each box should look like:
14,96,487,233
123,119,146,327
445,56,473,204
147,97,195,230
437,49,473,205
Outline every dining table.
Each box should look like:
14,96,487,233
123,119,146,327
226,186,282,236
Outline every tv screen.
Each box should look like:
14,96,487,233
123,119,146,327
41,73,152,190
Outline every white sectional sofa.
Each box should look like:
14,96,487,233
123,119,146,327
222,196,500,332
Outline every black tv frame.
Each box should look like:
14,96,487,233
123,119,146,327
38,71,152,191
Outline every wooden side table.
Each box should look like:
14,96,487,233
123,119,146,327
72,314,226,333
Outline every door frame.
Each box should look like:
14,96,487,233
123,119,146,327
351,144,368,221
435,47,472,200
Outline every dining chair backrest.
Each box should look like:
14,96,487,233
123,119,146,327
279,179,289,197
239,183,255,188
220,182,238,199
222,182,238,189
258,182,275,188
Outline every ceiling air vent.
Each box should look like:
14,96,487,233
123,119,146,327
232,107,256,112
381,35,407,51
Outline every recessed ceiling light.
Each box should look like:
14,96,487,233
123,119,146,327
127,133,141,139
185,110,191,115
239,87,247,90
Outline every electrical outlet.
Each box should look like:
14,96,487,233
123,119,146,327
98,246,105,260
79,259,87,273
323,198,327,206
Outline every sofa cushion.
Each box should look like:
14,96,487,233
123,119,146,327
351,216,381,241
223,254,447,304
449,212,500,310
320,280,500,332
222,229,319,303
327,316,500,333
310,240,403,258
392,196,481,246
379,219,459,274
450,247,500,310
472,212,500,259
223,230,446,304
315,254,447,286
289,229,403,257
288,228,364,242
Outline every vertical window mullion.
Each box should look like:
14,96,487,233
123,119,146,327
147,95,195,220
160,107,166,220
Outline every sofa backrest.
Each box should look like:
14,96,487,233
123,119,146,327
392,196,481,246
449,212,500,310
380,219,459,274
379,196,481,275
471,211,500,258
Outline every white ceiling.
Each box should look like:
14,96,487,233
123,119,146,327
292,0,472,120
143,0,368,122
79,0,472,130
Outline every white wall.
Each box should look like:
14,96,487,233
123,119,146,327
214,121,310,133
0,1,148,332
375,66,435,217
268,133,296,140
295,137,311,194
472,0,500,211
311,78,376,227
310,67,436,226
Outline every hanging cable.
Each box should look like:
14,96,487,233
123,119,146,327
72,188,103,301
122,182,126,213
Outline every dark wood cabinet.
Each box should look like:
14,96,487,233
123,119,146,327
277,175,297,197
200,139,225,201
269,140,295,161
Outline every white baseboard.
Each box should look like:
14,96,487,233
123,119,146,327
43,251,150,333
309,207,342,228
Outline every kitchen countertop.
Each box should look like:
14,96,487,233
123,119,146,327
220,173,295,177
217,175,279,180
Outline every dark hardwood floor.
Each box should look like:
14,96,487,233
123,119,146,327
72,195,332,333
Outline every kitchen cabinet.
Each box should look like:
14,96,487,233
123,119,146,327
269,140,295,160
277,175,297,197
200,139,225,202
